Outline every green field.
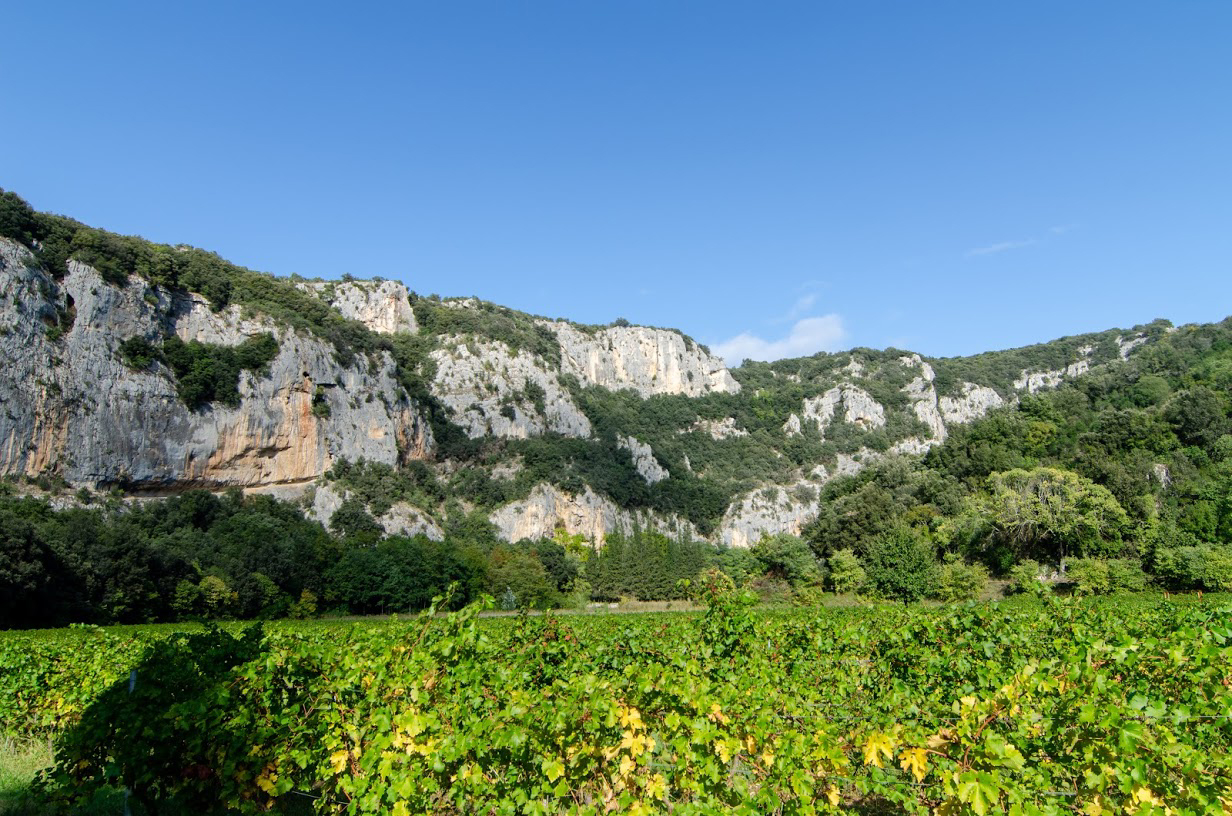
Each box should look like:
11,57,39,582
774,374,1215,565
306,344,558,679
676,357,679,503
3,590,1232,815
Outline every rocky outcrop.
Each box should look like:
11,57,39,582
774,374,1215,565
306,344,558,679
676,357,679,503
0,239,432,488
718,482,820,549
1014,359,1090,393
428,336,591,439
543,321,740,397
902,365,946,443
379,501,445,540
684,417,748,440
308,483,443,540
718,446,892,548
787,386,885,438
298,280,418,334
939,383,1005,425
618,436,669,484
1116,334,1148,360
489,483,695,544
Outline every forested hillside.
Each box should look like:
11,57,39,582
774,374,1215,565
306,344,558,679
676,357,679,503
1,188,1230,627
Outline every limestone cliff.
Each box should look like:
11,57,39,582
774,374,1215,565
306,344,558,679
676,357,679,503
297,279,418,334
0,195,1166,560
428,336,591,439
0,238,432,489
543,321,740,397
489,483,696,544
618,436,669,484
719,483,820,549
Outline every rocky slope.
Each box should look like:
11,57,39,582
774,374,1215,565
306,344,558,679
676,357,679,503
0,195,1172,552
0,238,432,489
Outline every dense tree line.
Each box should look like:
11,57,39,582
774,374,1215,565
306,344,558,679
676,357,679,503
0,487,746,629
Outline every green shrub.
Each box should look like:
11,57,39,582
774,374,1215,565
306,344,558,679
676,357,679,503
750,533,822,587
1007,559,1046,595
934,555,989,602
791,585,828,607
827,548,865,594
864,526,937,602
1066,558,1110,595
1106,558,1148,592
312,385,331,418
118,336,160,370
166,334,279,407
1067,557,1148,595
1153,542,1232,590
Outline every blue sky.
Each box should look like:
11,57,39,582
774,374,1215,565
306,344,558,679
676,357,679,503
2,2,1229,364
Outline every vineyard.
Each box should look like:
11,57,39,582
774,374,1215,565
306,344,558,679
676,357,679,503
3,588,1232,815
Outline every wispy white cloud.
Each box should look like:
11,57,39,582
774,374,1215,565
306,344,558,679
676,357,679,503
966,239,1037,257
787,293,816,319
966,223,1078,258
771,293,817,324
714,314,848,366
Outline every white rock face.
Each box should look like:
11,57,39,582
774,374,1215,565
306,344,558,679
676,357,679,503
309,483,346,527
0,239,433,488
718,447,889,548
834,449,879,478
489,483,695,545
890,437,933,456
782,413,802,436
798,390,840,434
898,356,944,437
685,417,748,440
1116,334,1148,360
380,501,445,540
309,483,443,540
840,387,885,428
491,459,524,480
718,483,820,549
939,383,1005,424
543,321,740,397
618,435,669,484
428,336,591,440
298,280,418,334
1014,361,1090,393
174,298,277,343
793,386,885,438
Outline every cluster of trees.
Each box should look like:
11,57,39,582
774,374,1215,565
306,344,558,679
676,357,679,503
0,483,874,629
784,319,1232,597
0,489,337,628
119,333,280,407
412,296,563,368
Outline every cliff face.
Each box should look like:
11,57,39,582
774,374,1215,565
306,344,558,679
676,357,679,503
543,321,740,397
0,238,432,489
297,280,418,335
428,336,592,439
0,201,1164,554
489,483,696,545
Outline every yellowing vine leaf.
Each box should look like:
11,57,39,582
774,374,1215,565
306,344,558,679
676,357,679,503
899,747,929,782
329,750,349,775
862,732,896,768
